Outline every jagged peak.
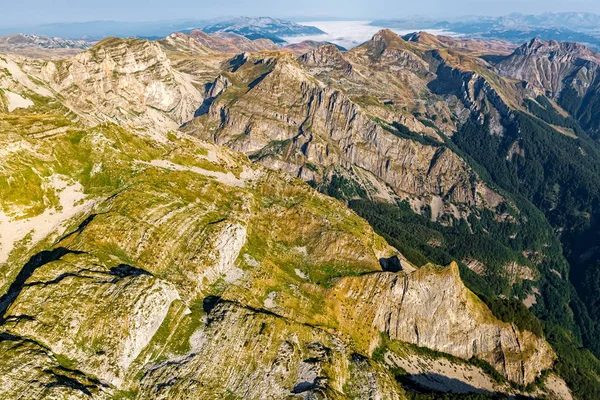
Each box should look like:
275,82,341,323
402,31,442,47
167,31,189,39
513,37,599,61
356,29,413,59
188,29,211,39
519,37,556,53
284,41,347,56
291,40,345,50
371,29,405,47
299,44,354,76
302,43,344,58
414,261,461,281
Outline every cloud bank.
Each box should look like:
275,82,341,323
282,20,459,49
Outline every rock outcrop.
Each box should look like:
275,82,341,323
299,44,354,76
330,263,555,386
35,38,205,131
496,38,600,95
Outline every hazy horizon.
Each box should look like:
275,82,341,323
2,0,600,27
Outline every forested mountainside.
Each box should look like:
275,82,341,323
1,27,599,399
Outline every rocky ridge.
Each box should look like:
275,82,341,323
492,37,600,136
496,38,600,95
284,40,347,56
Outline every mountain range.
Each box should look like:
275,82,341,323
200,17,324,43
372,12,600,50
0,17,324,43
2,23,600,399
6,12,600,51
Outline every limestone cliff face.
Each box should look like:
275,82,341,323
29,38,206,132
178,30,524,217
427,55,517,136
496,38,600,95
430,53,513,117
299,44,355,76
189,53,501,213
330,263,555,386
138,302,404,399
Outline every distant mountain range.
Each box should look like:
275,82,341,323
4,12,600,51
199,17,324,43
0,33,93,59
0,34,91,50
0,20,212,41
0,30,340,60
372,12,600,49
0,17,324,44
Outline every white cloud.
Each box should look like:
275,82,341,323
282,20,460,49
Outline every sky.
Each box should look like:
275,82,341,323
1,0,600,26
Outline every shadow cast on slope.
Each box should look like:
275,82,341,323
0,247,84,322
379,255,403,272
194,93,217,117
397,372,540,399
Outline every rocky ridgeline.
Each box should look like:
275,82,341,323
496,38,600,95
